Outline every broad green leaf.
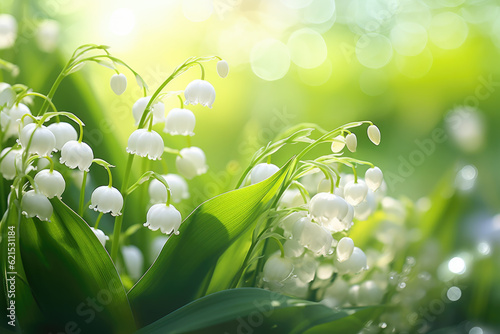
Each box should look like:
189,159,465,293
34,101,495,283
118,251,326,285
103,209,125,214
136,288,372,334
19,198,135,333
129,160,294,327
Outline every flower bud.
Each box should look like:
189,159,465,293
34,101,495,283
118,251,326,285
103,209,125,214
164,108,196,136
21,190,52,221
122,245,144,281
345,133,357,152
144,203,183,235
89,186,123,216
176,146,208,179
367,125,381,145
19,123,56,156
110,73,127,95
184,79,216,108
34,169,65,199
335,247,367,274
132,96,165,125
279,188,306,209
0,14,17,49
48,122,78,150
331,135,345,153
263,254,294,283
216,60,229,78
250,163,279,184
336,237,354,262
343,180,368,206
90,227,109,247
60,140,94,171
0,148,22,180
2,103,32,139
148,174,189,203
365,166,383,191
126,129,164,160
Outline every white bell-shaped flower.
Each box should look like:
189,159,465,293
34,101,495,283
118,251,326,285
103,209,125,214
122,245,144,281
262,254,294,283
144,203,183,235
216,60,229,78
365,167,383,191
184,79,216,108
294,253,318,284
176,146,207,179
0,14,17,49
353,189,376,221
367,125,381,145
90,227,109,247
19,123,56,156
21,190,52,221
60,140,94,171
47,122,78,151
310,192,350,233
343,180,368,206
126,129,164,160
89,186,123,216
292,217,333,256
34,169,65,199
336,237,354,263
0,83,16,108
335,247,367,274
148,174,189,203
110,73,127,95
0,148,22,180
164,108,196,136
279,188,306,209
132,96,165,125
345,133,357,152
283,239,304,258
280,211,307,238
331,135,345,153
250,163,279,185
2,103,32,138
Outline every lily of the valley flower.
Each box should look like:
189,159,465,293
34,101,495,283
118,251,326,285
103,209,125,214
60,140,94,171
126,129,164,160
48,122,77,150
132,96,165,125
367,124,381,145
21,190,53,221
0,14,17,49
331,135,345,153
1,103,32,138
250,163,279,184
0,148,22,180
343,180,368,206
310,192,352,233
365,167,383,191
110,73,127,95
216,60,229,78
89,186,123,216
90,227,109,247
184,79,216,108
176,146,207,179
334,246,367,274
34,169,65,199
19,123,56,156
148,173,189,203
122,245,144,281
144,203,182,235
164,108,196,136
263,254,294,283
292,217,333,256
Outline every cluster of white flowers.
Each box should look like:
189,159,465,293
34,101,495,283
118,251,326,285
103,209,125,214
249,124,407,308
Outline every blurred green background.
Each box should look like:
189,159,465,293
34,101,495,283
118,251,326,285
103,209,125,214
1,0,500,333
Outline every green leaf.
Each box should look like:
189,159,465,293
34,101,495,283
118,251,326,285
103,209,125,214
129,160,294,327
18,198,135,333
136,288,373,334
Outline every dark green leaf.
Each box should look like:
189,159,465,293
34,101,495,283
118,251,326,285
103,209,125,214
19,198,135,333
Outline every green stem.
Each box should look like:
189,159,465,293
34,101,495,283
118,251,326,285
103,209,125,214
94,212,103,229
110,154,135,262
178,95,184,109
78,171,88,216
